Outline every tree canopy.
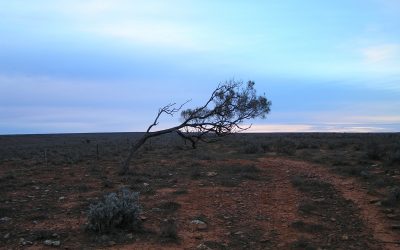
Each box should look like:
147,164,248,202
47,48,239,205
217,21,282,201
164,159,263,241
120,79,271,174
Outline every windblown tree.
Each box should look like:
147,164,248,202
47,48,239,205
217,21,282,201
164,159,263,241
120,80,271,174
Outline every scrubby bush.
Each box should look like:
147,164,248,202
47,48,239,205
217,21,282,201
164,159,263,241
383,186,400,206
372,176,396,188
366,142,382,160
243,143,260,154
160,218,178,240
190,164,202,179
86,188,141,233
275,138,296,155
260,142,270,152
386,150,400,166
291,175,331,192
334,165,365,176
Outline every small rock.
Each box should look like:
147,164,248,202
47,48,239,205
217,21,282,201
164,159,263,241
143,183,149,187
126,233,133,240
191,219,207,230
44,239,61,246
234,231,244,235
330,217,336,222
206,172,218,177
58,196,65,200
197,243,212,250
4,233,10,239
191,219,206,224
342,235,349,240
140,215,148,221
0,217,11,222
20,238,33,246
52,240,61,246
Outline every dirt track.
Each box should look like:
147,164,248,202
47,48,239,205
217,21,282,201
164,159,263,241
117,157,399,249
258,158,399,249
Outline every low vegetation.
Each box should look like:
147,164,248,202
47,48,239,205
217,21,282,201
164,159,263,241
86,188,142,233
0,132,399,248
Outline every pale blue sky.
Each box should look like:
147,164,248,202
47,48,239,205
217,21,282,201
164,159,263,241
0,0,399,134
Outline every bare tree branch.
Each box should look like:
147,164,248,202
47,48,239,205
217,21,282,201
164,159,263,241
119,79,271,175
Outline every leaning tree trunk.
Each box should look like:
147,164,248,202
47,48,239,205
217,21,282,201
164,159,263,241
119,125,185,175
119,136,147,175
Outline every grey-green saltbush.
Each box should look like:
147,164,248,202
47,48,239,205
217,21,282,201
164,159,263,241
87,188,141,233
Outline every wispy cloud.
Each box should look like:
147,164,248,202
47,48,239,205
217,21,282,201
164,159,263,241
361,44,399,64
248,124,315,133
0,73,207,134
88,21,206,51
331,115,400,124
0,106,147,133
248,123,392,133
54,1,216,52
0,74,180,105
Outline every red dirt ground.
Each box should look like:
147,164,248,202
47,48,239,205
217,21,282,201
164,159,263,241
1,156,399,249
